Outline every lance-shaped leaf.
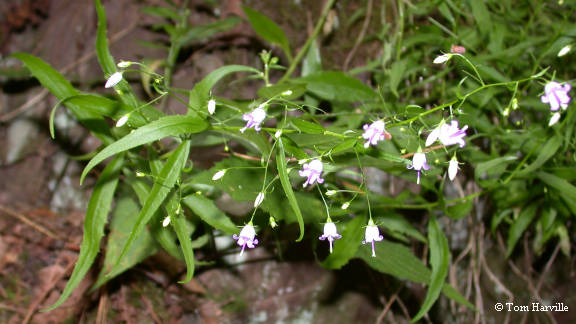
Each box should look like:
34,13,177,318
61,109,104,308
412,216,451,322
12,53,113,144
276,138,305,241
188,65,260,114
242,6,292,60
109,141,190,273
172,215,195,283
81,116,207,184
43,154,124,311
182,195,237,234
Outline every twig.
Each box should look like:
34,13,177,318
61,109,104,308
400,144,444,159
0,20,139,122
376,292,398,324
536,243,561,292
141,295,161,324
343,0,373,71
0,204,64,240
96,287,108,324
21,257,77,324
0,303,26,314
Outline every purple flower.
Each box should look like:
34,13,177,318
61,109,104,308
299,159,324,187
362,120,387,148
541,81,571,111
319,221,341,253
233,223,258,255
362,219,383,257
240,107,266,133
426,120,468,148
407,152,430,185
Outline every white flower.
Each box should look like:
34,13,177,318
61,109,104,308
105,72,123,88
548,112,561,126
433,54,452,64
299,159,325,187
233,223,258,255
117,61,132,68
212,170,227,181
240,107,267,133
341,202,350,210
541,81,571,111
254,192,265,208
407,152,430,185
162,216,171,227
208,99,216,115
319,221,342,253
362,120,387,148
274,130,283,138
116,114,129,127
362,219,383,257
558,45,572,57
426,120,468,148
448,157,459,181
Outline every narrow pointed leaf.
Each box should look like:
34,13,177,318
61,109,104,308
81,116,207,184
276,138,305,241
43,154,124,311
537,172,576,215
109,141,190,273
242,6,292,59
506,203,538,257
172,215,195,283
412,216,450,322
182,195,237,234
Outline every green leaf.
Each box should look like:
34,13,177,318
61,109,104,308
412,216,450,322
43,154,124,311
257,83,307,100
172,214,195,283
445,200,474,220
468,0,492,36
242,6,292,60
81,115,207,184
182,195,238,234
517,136,561,176
291,118,325,134
537,172,576,215
179,17,242,45
388,60,407,97
357,241,473,310
474,156,517,186
298,71,378,102
140,6,181,21
12,53,113,143
110,141,190,273
321,216,365,269
301,40,322,77
506,203,538,258
276,138,305,241
92,197,158,290
188,65,260,114
377,214,426,242
330,138,358,155
95,0,139,108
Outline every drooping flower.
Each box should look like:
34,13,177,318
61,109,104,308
299,159,325,187
362,219,383,257
319,221,341,253
558,45,572,57
433,54,453,64
233,223,258,255
105,72,123,88
254,192,265,208
448,157,459,181
426,120,468,148
240,107,267,133
362,120,387,148
212,170,227,181
208,99,216,115
116,114,130,127
548,112,561,126
541,81,571,111
407,152,430,185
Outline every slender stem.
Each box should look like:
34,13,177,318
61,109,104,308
278,0,337,83
317,185,331,221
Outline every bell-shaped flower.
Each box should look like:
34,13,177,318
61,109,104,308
433,53,453,64
362,219,383,257
233,223,259,255
240,107,267,133
426,120,468,148
299,159,325,187
541,81,571,111
105,72,123,88
319,221,341,253
448,157,459,181
362,120,387,148
407,152,430,184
